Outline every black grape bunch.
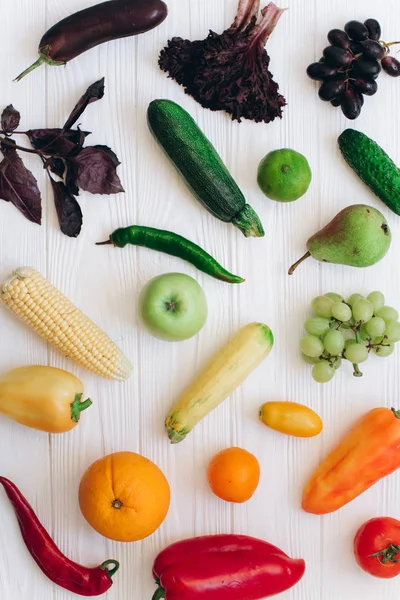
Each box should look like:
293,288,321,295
307,19,400,120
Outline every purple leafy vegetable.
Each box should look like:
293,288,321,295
63,78,105,130
28,128,89,157
50,178,82,238
159,0,286,123
67,145,124,195
0,78,122,236
0,78,123,236
46,157,66,178
0,143,42,224
1,105,21,134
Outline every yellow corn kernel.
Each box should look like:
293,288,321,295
1,267,132,382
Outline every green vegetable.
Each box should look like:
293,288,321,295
338,129,400,215
147,99,264,238
97,225,244,284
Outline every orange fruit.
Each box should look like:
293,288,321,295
207,446,260,503
78,451,170,542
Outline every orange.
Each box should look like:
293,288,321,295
207,446,260,503
78,451,170,542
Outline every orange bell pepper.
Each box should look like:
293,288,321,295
302,407,400,514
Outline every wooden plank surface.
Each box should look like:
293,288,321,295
0,0,400,598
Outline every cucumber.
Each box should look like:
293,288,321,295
165,322,274,443
147,99,264,237
338,129,400,216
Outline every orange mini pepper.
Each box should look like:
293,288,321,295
302,407,400,515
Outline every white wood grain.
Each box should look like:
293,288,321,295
1,0,400,598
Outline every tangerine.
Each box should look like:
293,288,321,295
207,446,260,503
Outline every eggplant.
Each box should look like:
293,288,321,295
15,0,168,81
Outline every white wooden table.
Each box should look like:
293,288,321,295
1,0,400,598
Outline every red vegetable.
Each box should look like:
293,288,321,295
159,0,287,123
16,0,168,81
354,517,400,579
0,477,119,596
152,534,305,600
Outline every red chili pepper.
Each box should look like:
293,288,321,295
152,534,305,600
0,477,119,596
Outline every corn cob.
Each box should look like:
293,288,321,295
1,267,132,381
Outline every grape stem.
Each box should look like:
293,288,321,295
352,331,363,378
380,41,400,48
380,40,400,56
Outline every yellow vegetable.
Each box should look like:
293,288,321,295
259,401,322,438
1,267,132,381
166,322,274,443
0,365,91,433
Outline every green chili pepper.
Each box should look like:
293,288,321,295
97,225,244,284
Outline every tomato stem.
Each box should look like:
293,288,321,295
391,408,400,420
369,543,400,564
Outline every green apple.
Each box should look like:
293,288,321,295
138,273,208,341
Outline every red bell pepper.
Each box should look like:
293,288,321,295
152,534,305,599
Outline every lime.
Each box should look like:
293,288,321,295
257,148,312,202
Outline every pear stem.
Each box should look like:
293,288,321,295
288,251,311,275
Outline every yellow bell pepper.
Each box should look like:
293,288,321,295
0,366,91,433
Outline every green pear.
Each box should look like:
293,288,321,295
289,205,391,274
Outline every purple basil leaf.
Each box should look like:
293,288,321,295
47,157,66,178
1,105,21,133
67,145,124,195
27,128,90,157
94,144,121,167
0,144,42,224
65,162,80,196
63,78,105,131
50,177,82,238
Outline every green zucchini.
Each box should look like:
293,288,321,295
338,129,400,216
147,99,264,237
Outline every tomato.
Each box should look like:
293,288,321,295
258,401,322,438
354,517,400,578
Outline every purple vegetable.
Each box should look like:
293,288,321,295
159,0,287,123
15,0,168,81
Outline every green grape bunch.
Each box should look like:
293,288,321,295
300,291,399,383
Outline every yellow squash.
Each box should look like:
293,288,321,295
0,365,91,433
259,401,322,438
166,323,274,443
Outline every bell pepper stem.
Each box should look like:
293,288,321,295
70,394,93,423
391,408,400,419
152,587,165,600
